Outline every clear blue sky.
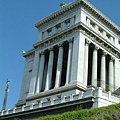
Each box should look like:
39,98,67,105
0,0,120,110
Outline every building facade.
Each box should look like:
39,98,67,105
1,0,120,119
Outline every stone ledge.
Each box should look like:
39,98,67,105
26,81,86,101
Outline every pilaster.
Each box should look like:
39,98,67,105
28,51,40,97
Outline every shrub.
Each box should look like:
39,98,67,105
37,103,120,120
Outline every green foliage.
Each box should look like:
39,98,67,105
14,118,21,120
37,103,120,120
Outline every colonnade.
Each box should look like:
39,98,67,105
28,37,115,96
28,39,73,95
84,39,115,91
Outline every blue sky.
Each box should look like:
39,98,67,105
0,0,120,110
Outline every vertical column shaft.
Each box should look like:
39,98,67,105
100,51,106,90
45,48,54,91
91,46,99,87
36,51,45,93
86,18,90,27
109,56,114,92
61,22,66,30
83,39,90,86
55,43,63,88
70,17,75,26
65,39,73,85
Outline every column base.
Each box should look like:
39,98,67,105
25,81,86,105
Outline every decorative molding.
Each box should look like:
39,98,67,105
102,51,107,56
94,45,99,50
40,51,45,55
110,56,115,61
23,49,35,58
58,43,63,47
85,38,91,44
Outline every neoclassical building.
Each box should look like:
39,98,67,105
1,0,120,119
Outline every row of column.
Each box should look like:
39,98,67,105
83,39,114,91
28,37,115,96
32,39,73,94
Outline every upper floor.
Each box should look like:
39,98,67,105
34,0,120,49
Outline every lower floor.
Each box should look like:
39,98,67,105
0,84,120,120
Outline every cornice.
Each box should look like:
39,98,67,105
35,0,120,35
22,49,35,58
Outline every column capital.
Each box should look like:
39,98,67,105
40,51,45,55
102,51,107,56
94,45,99,50
48,47,54,51
110,56,115,61
68,38,73,43
85,38,91,44
58,43,63,47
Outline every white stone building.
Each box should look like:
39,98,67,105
1,0,120,119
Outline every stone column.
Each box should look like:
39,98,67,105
55,43,63,88
65,39,73,85
83,39,90,86
38,30,42,41
61,22,66,30
110,36,114,44
36,51,45,93
44,31,48,38
95,25,99,32
103,31,106,39
91,45,99,87
45,48,54,91
52,27,57,34
28,52,40,96
109,56,114,92
100,51,106,90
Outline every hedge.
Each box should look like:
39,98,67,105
37,103,120,120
